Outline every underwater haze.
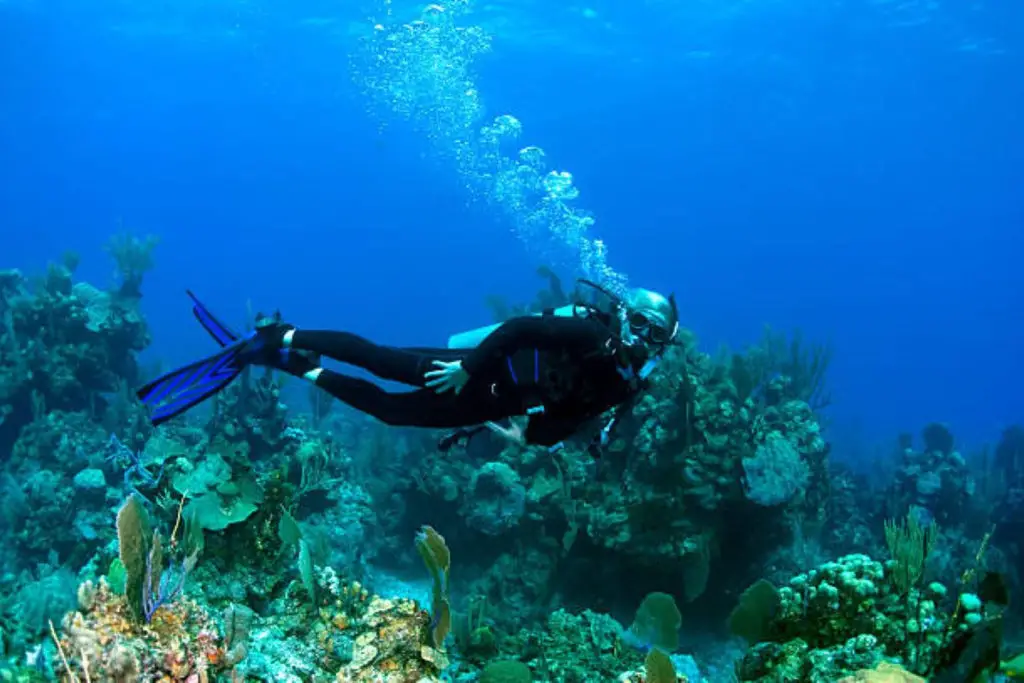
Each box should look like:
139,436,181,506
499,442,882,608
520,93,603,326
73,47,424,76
2,0,1024,680
2,0,1021,449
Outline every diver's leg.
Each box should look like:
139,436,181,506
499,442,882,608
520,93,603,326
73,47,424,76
305,368,490,428
284,330,439,386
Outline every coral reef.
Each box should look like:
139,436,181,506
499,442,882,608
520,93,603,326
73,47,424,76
1,243,1021,683
52,579,226,681
335,595,446,682
232,566,446,682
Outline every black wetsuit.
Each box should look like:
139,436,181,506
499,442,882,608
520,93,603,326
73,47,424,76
286,312,640,447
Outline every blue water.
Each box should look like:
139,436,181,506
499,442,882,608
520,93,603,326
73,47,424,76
1,0,1021,456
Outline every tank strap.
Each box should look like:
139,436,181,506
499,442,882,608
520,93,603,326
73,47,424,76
506,349,545,416
505,356,519,384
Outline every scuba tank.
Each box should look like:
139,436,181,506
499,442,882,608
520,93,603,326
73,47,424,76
446,279,623,349
447,303,580,349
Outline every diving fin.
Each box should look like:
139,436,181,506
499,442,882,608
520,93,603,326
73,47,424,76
187,289,238,347
137,292,303,426
136,336,253,426
191,292,313,371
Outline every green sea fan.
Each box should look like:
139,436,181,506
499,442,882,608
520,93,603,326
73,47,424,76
629,592,682,652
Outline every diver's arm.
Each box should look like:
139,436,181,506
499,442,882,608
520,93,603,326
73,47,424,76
587,394,638,457
461,316,606,376
486,417,528,445
528,393,638,451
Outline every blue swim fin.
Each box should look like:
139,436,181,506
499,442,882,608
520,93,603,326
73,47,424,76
136,291,244,425
187,289,238,347
136,337,254,426
137,292,296,426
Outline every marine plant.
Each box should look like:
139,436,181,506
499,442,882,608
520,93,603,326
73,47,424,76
170,438,264,532
416,525,452,649
645,649,678,683
626,592,682,652
104,232,159,299
116,493,198,624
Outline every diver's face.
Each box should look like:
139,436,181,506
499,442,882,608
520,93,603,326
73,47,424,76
616,305,669,362
626,310,674,346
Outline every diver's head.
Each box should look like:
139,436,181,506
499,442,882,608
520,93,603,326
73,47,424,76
619,287,679,352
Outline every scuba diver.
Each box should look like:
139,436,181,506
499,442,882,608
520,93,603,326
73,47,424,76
137,281,679,455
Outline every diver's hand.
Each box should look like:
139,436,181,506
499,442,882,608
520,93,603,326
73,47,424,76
486,419,526,446
424,360,470,394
